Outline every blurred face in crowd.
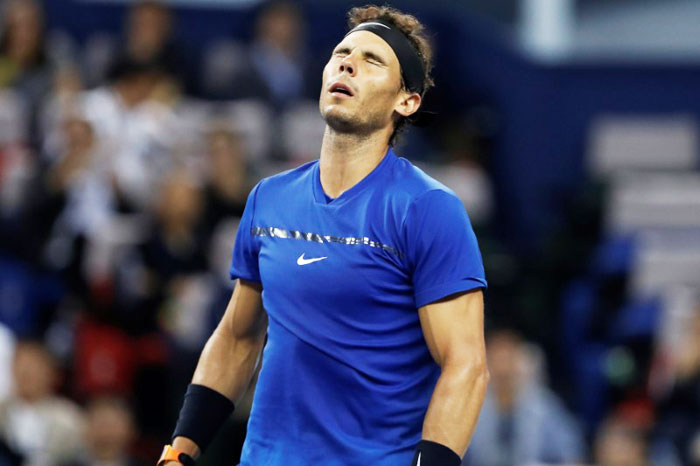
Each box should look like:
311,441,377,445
64,118,95,155
2,0,43,66
208,129,246,195
127,2,172,60
85,398,135,461
12,342,57,403
53,66,83,99
209,130,244,176
594,419,648,466
256,2,302,56
158,172,203,231
486,330,524,397
320,30,419,139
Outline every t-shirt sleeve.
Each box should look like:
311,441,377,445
229,181,263,283
404,189,487,308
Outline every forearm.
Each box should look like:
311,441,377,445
173,308,266,457
422,360,489,457
191,325,266,404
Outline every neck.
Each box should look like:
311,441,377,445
114,83,139,108
318,126,391,199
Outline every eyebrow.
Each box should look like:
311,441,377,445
333,46,387,66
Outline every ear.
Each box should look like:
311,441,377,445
394,90,422,118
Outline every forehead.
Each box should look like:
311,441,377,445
335,30,399,67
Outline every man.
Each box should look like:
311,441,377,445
464,329,584,465
0,340,85,465
159,5,488,466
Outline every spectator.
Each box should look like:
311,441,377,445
81,57,170,211
126,170,207,334
83,0,184,89
124,1,180,77
0,0,54,148
0,340,84,465
63,396,139,466
201,125,249,239
223,1,309,105
142,169,207,284
464,328,585,466
0,0,49,93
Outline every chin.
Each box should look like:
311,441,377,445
322,107,361,133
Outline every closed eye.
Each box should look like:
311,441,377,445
363,51,386,66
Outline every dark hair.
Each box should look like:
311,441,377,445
130,0,170,16
347,5,434,146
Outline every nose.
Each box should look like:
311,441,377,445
339,54,356,76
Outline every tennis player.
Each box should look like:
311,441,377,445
158,5,488,466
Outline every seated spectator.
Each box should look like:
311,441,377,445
82,57,170,212
464,328,585,466
124,1,181,79
218,1,310,105
0,0,54,148
0,340,84,465
142,169,207,283
16,115,102,269
84,0,184,89
201,125,249,238
126,170,207,334
40,64,85,162
62,396,138,466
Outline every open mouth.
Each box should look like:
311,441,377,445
329,82,354,97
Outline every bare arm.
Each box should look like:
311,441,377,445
419,289,489,457
172,279,267,458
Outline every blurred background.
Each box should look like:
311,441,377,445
0,0,698,465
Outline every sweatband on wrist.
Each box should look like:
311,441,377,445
172,384,235,453
411,440,461,466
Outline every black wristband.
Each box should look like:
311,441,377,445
411,440,461,466
172,384,235,453
176,452,196,466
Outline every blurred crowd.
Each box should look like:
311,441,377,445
0,0,697,465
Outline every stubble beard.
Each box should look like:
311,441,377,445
321,102,386,138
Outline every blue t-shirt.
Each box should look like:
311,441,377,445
230,148,486,466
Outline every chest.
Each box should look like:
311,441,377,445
253,204,411,315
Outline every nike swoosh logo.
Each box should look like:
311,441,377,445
417,452,421,466
297,253,328,266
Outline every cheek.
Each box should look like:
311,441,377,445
361,80,397,110
321,61,334,86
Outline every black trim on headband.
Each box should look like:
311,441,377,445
345,20,425,94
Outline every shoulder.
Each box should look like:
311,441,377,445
388,153,460,204
254,159,317,197
385,153,464,223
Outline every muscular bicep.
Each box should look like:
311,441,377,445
219,279,267,340
418,289,486,368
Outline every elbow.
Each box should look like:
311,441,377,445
444,356,490,390
471,359,490,391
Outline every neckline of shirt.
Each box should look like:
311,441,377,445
312,148,396,207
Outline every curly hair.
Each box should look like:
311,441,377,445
347,5,434,146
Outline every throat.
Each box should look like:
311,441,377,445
318,126,391,198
